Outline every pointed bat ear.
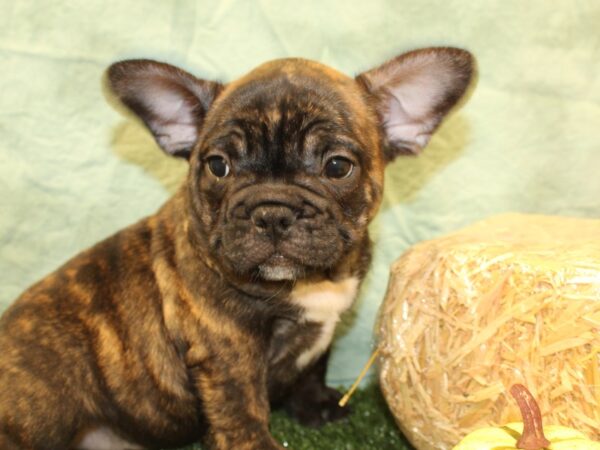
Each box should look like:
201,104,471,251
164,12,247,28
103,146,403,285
107,59,223,159
356,47,474,161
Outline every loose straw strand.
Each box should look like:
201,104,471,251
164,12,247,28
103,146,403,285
339,348,380,407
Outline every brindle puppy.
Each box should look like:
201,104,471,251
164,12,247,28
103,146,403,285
0,48,473,449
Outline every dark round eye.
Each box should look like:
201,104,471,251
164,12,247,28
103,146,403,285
207,156,230,178
324,156,354,179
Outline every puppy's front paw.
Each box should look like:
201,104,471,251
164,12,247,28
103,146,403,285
285,385,350,428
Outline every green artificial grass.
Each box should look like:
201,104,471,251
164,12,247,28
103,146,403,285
175,384,414,450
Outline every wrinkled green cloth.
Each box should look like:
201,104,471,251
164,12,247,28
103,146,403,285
1,0,599,385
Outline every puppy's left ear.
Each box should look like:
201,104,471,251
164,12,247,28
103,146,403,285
107,59,223,159
357,47,474,161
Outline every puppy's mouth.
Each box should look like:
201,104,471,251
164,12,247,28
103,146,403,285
257,254,299,281
216,182,350,283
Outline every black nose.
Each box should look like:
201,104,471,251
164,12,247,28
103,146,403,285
251,204,296,238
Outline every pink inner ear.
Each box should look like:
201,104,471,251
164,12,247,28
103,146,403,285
383,94,433,153
151,121,198,155
379,71,451,153
135,83,198,154
147,88,190,120
360,48,473,155
144,86,199,155
109,59,222,157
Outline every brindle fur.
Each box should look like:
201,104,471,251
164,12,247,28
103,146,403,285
0,49,473,449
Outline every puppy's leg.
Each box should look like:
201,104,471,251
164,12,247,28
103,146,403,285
0,384,80,450
0,360,81,450
190,343,283,450
282,350,349,427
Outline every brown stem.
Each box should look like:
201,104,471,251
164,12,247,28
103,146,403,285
509,384,551,450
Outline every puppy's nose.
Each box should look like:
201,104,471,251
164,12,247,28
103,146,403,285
251,204,296,238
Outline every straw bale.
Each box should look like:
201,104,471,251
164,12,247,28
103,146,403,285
378,214,600,450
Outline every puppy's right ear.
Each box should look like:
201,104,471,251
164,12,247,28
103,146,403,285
107,60,223,159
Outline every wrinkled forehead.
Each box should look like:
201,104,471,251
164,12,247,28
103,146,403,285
205,58,374,138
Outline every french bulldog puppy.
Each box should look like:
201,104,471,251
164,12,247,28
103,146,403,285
0,47,473,450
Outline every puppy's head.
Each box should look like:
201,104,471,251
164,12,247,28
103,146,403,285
108,49,473,283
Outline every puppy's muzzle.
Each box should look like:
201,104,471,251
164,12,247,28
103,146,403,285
220,182,343,279
228,183,325,225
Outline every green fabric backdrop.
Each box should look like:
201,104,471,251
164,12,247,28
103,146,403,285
1,0,599,385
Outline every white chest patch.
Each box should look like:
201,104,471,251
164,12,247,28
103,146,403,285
75,426,143,450
290,277,359,369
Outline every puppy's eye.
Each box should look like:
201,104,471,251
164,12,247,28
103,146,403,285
207,156,230,178
324,156,354,179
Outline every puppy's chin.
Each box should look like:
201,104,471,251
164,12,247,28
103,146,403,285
258,265,296,281
257,255,299,281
